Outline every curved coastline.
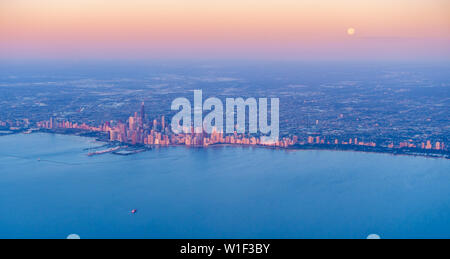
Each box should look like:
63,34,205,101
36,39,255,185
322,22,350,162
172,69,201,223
1,131,448,160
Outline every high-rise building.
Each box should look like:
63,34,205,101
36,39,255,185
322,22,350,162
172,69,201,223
129,116,135,131
153,119,158,131
436,142,441,150
140,102,145,127
50,117,56,129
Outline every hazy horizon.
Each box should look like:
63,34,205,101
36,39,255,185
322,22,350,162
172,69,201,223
1,0,449,61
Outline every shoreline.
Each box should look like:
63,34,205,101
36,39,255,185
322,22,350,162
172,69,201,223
2,130,449,160
286,146,450,160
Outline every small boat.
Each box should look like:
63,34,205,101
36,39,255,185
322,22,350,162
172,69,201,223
131,209,137,214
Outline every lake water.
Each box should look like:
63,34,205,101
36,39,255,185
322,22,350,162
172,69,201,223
0,133,449,239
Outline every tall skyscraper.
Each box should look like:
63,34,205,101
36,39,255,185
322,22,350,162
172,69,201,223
140,102,145,127
153,119,158,131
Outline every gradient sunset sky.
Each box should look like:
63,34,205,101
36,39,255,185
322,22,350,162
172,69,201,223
1,0,449,60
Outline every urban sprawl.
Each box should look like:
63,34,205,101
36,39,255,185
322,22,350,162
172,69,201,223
1,102,447,159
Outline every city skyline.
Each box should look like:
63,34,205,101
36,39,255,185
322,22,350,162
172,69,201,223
1,102,444,159
0,60,448,159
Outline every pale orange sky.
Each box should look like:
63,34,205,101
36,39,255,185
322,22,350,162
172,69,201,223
1,0,449,60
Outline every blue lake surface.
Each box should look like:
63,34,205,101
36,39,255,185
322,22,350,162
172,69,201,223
0,133,450,239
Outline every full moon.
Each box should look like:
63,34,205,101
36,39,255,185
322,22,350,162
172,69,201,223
347,28,356,36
